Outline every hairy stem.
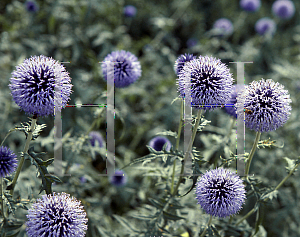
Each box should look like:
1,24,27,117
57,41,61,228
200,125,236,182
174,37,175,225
245,131,261,179
10,118,37,196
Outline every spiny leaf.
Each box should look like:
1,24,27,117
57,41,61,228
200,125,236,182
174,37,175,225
25,147,62,195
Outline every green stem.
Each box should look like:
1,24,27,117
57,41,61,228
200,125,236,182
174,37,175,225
172,109,202,197
200,215,213,237
245,131,261,179
10,118,37,196
273,161,300,193
235,208,256,226
236,161,300,226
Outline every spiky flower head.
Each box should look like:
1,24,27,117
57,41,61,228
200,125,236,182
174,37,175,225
177,55,234,110
123,5,137,17
236,79,292,132
148,136,171,152
255,17,276,35
26,192,88,237
240,0,261,12
0,146,18,178
224,84,244,118
9,55,73,117
89,131,104,147
174,53,197,75
102,50,142,88
212,18,233,36
272,0,295,19
109,170,127,187
195,167,246,218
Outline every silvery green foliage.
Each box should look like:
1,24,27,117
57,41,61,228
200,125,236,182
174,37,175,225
1,0,300,236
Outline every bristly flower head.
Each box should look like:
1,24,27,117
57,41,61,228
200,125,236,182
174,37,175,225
148,136,171,152
0,146,18,178
89,131,104,147
109,170,127,187
240,0,261,12
236,79,292,132
26,192,88,237
102,50,142,88
255,17,276,36
123,5,137,17
272,0,295,19
174,53,197,76
224,84,244,118
212,18,233,36
177,55,234,110
195,167,246,218
9,55,73,117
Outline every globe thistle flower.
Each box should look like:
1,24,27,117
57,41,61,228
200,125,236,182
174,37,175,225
26,192,88,237
240,0,261,12
177,56,234,110
102,50,142,88
89,131,104,147
0,146,18,178
212,18,233,36
109,170,127,187
9,55,73,117
272,0,295,19
148,136,172,152
236,79,292,133
174,53,197,75
224,85,244,118
255,17,276,35
123,5,137,17
25,0,39,12
195,167,246,218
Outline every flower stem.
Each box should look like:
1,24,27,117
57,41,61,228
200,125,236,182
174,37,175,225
200,215,213,237
236,160,300,226
244,131,261,179
172,109,202,197
10,118,37,196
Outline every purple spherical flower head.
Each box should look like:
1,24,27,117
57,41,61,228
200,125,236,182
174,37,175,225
174,53,197,75
89,131,104,147
255,17,276,35
240,0,261,12
177,55,234,110
9,55,73,117
102,50,142,88
26,192,88,237
123,5,137,17
236,79,292,133
25,0,39,12
148,136,172,152
213,18,233,36
195,167,246,218
272,0,295,19
0,146,18,178
109,170,127,187
224,84,244,118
